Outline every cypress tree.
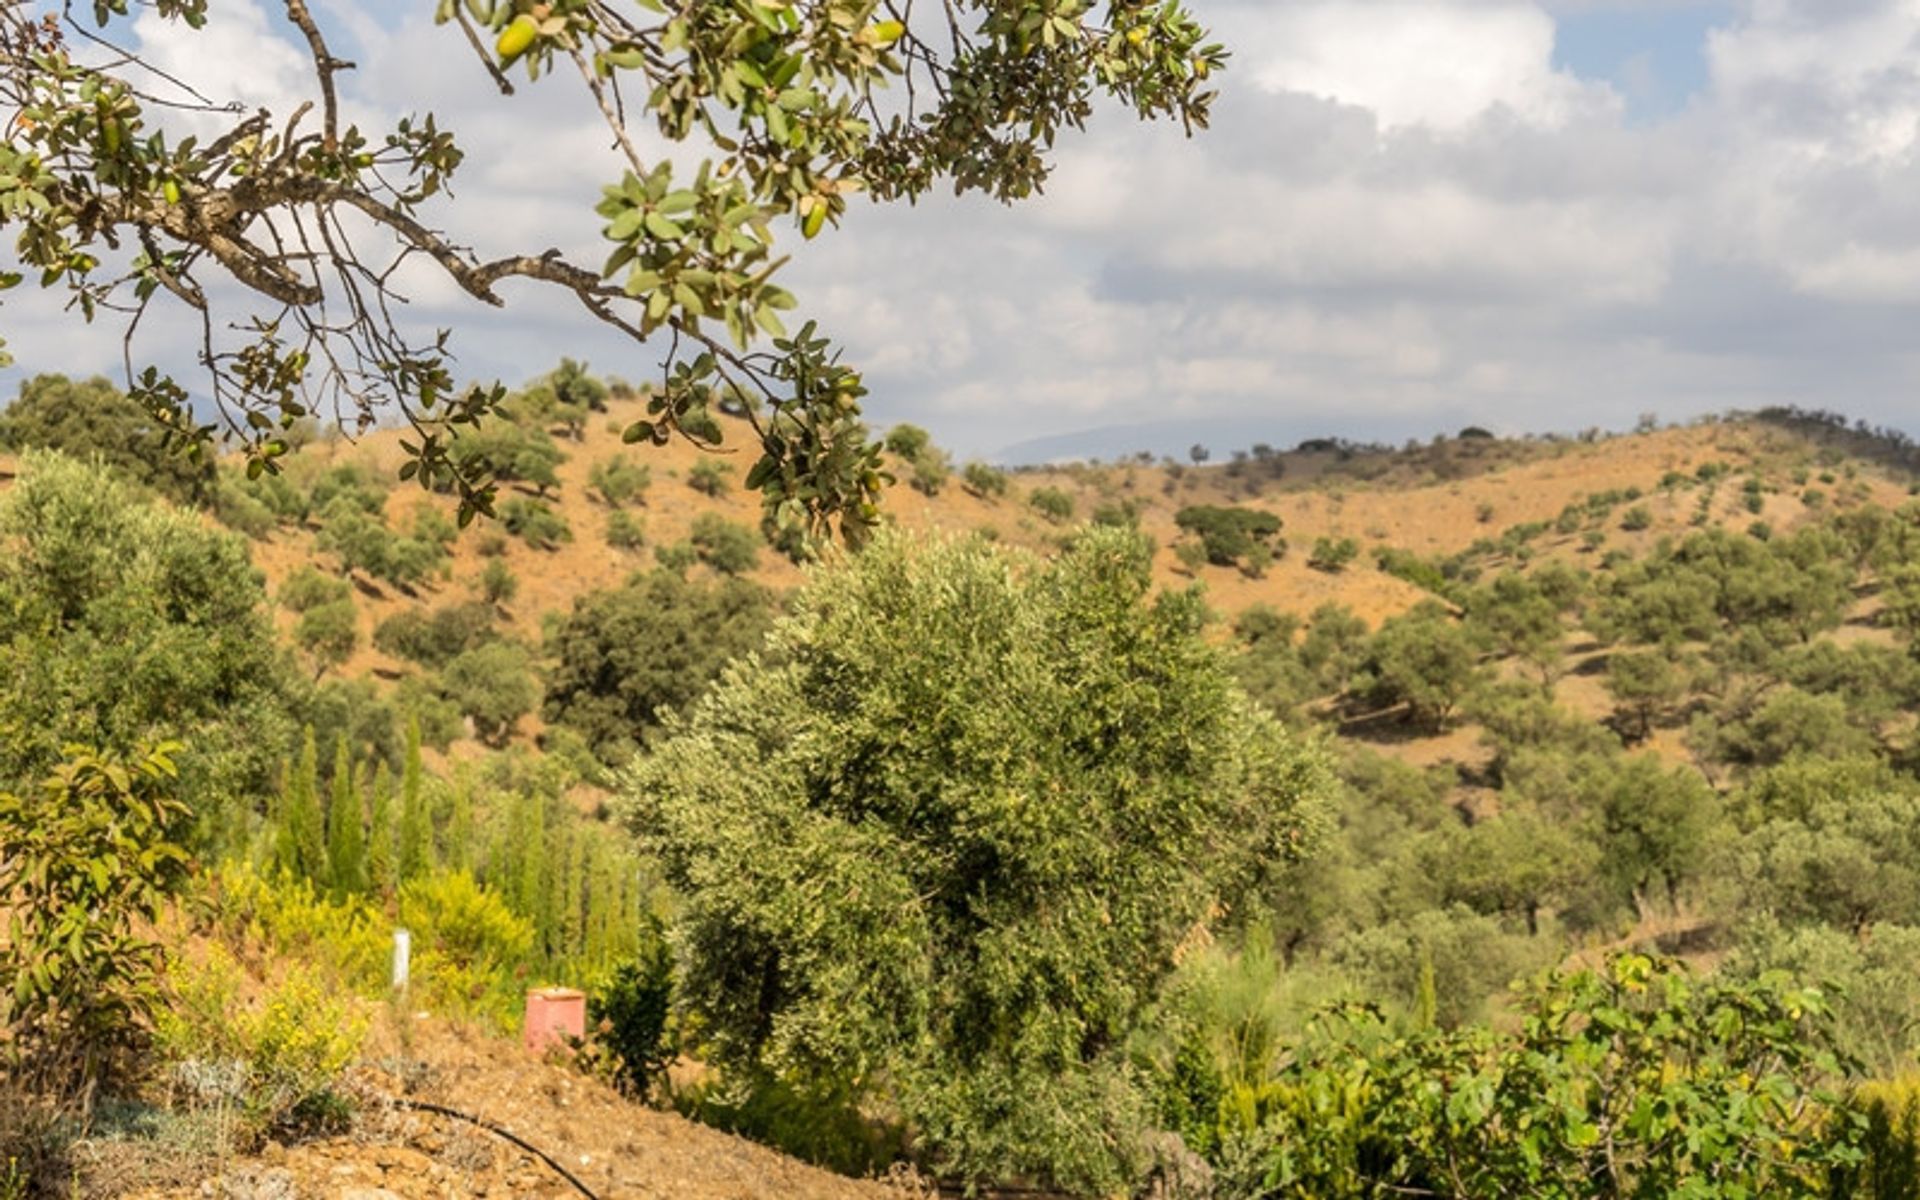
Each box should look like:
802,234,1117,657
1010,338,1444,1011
366,760,396,899
583,839,610,966
563,826,587,962
399,715,434,881
447,773,474,874
512,790,547,931
611,854,639,961
1414,951,1439,1032
284,727,325,885
326,735,367,896
271,756,296,878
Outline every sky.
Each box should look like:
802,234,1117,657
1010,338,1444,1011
6,0,1920,461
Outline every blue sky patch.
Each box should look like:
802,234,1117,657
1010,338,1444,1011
1553,2,1737,124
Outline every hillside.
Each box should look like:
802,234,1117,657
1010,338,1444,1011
244,402,1908,646
176,397,1914,786
6,389,1920,1198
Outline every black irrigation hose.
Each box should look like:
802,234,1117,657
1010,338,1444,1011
390,1095,1069,1200
388,1096,601,1200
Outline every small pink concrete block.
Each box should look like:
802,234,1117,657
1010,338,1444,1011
524,987,587,1054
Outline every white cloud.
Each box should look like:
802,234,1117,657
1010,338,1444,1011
8,0,1920,458
1234,1,1618,132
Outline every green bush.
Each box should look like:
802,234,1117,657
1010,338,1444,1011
399,870,535,1023
690,512,760,576
1619,504,1654,531
439,641,538,744
393,676,464,751
0,743,192,1094
688,457,731,497
315,502,446,589
501,497,572,550
301,676,404,775
1307,536,1360,573
605,509,646,551
883,424,932,460
214,861,390,990
1175,504,1283,567
513,359,610,439
0,453,294,849
279,566,351,613
587,926,675,1100
655,540,697,575
213,472,279,538
622,528,1331,1193
1229,955,1863,1197
1028,484,1075,523
909,449,951,496
447,423,565,495
589,454,651,507
308,462,389,516
479,557,518,606
295,599,358,678
1351,600,1487,728
154,946,366,1140
372,602,498,669
962,461,1008,498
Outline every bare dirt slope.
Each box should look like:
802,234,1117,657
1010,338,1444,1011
111,1017,900,1200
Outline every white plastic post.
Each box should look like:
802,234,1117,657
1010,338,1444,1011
392,927,411,994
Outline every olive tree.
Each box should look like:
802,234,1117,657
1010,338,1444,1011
619,528,1330,1193
0,0,1226,543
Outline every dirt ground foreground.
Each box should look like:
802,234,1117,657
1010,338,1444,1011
105,1017,904,1200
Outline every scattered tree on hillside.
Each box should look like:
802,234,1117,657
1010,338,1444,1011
689,513,761,576
1175,504,1284,568
1587,755,1722,914
1306,535,1360,573
910,447,953,497
0,374,214,504
500,497,572,550
884,425,933,461
544,570,775,765
478,558,518,607
1029,485,1075,524
687,458,732,498
295,596,358,680
440,642,538,746
1467,574,1565,688
373,602,498,670
962,462,1009,499
589,454,652,508
448,424,567,497
605,509,647,552
1738,786,1920,933
1352,601,1487,728
518,359,610,440
1603,650,1691,741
